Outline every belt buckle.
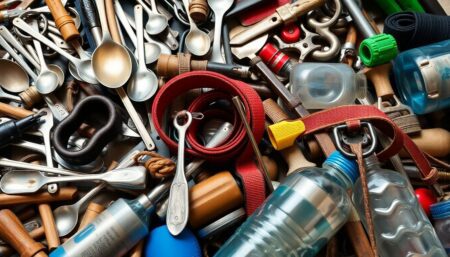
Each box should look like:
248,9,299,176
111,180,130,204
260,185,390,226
332,121,377,158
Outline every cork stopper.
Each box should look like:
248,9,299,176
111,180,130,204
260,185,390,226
189,0,209,23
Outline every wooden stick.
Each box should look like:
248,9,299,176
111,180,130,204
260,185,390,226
77,202,106,232
38,204,60,250
0,102,34,119
0,187,78,207
344,205,375,257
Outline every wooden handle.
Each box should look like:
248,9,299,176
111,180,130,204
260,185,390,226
400,128,450,158
44,0,79,41
78,202,106,231
38,204,60,250
189,171,243,228
0,187,78,207
344,206,375,257
105,0,121,43
0,209,47,257
345,25,357,45
262,99,316,173
364,63,394,98
0,102,34,119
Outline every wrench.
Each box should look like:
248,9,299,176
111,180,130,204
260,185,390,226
166,111,192,236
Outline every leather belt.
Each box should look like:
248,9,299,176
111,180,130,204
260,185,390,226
152,71,266,215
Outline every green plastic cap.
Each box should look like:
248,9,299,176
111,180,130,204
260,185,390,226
359,33,398,67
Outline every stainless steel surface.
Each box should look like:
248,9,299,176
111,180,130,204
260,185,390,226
166,111,192,236
13,18,98,84
0,25,40,69
341,0,375,38
0,166,147,194
0,59,29,94
31,20,59,95
138,0,168,35
127,5,158,102
207,0,233,63
0,158,81,176
0,33,38,80
91,0,132,88
231,32,268,60
181,0,210,56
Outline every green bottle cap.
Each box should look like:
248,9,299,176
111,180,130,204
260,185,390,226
398,0,425,12
359,34,398,67
375,0,402,14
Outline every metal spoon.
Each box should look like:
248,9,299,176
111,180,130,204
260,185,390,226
208,0,233,63
181,0,210,56
0,167,147,194
13,18,98,84
48,64,65,86
137,0,168,35
53,184,103,236
127,5,158,102
92,0,132,88
0,59,29,93
114,0,162,64
0,33,37,81
31,21,59,95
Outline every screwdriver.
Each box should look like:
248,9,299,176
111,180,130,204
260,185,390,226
0,113,44,147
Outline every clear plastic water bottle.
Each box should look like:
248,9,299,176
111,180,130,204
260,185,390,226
214,151,359,257
430,200,450,256
353,155,446,257
393,39,450,114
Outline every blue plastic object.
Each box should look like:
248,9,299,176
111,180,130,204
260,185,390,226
393,39,450,114
144,225,201,257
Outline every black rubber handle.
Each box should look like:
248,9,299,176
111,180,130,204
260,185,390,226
52,95,122,165
80,0,100,29
226,0,267,18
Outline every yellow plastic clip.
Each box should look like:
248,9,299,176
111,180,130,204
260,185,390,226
267,120,306,150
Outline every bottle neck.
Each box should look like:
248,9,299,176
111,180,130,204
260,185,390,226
323,164,354,190
362,154,381,171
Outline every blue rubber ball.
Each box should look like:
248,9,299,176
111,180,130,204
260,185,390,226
144,225,201,257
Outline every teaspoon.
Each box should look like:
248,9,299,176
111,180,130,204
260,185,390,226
0,59,29,93
181,0,210,56
31,20,59,94
137,0,168,35
208,0,234,63
127,5,158,102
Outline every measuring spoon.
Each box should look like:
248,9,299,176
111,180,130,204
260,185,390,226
0,59,29,93
208,0,233,63
31,21,59,95
127,5,158,102
181,0,210,56
137,0,168,35
91,0,131,88
0,166,147,194
13,18,98,84
167,111,192,236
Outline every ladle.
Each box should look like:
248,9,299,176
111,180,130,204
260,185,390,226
0,59,29,93
208,0,233,63
127,5,158,102
91,0,132,88
181,0,210,56
137,0,168,35
31,20,59,95
114,0,162,64
13,18,98,84
0,167,147,194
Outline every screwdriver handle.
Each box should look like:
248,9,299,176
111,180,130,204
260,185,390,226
45,0,79,41
0,209,48,257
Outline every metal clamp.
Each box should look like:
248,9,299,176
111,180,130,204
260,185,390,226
333,122,377,158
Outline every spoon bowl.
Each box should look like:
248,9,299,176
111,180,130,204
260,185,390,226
48,64,65,86
128,69,158,102
0,170,45,194
146,14,168,35
0,59,29,93
53,205,78,236
185,30,211,56
134,42,161,64
35,70,60,94
92,40,132,88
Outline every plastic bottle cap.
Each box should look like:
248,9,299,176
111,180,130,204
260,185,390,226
324,151,359,183
359,34,398,67
280,24,301,43
430,200,450,219
267,120,305,150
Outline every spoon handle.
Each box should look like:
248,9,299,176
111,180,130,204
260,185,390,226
94,0,111,39
210,13,225,63
73,183,106,210
0,25,40,69
114,0,137,46
134,5,146,69
13,18,81,65
0,158,81,176
30,20,48,71
0,34,37,80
